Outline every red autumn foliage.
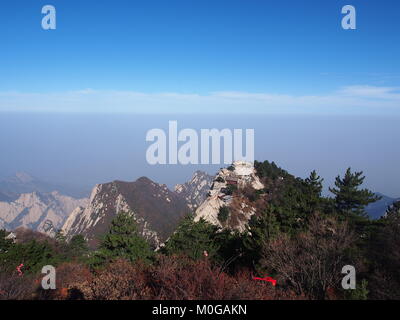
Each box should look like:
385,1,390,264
0,272,37,300
61,256,302,300
35,262,92,300
1,255,305,300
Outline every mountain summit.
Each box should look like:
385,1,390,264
174,171,214,210
194,161,264,231
62,177,190,249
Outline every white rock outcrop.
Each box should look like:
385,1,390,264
0,191,88,236
174,171,214,210
194,161,264,231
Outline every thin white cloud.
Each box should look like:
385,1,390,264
0,86,399,114
339,85,400,99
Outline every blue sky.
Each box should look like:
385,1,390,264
0,0,399,113
0,1,399,197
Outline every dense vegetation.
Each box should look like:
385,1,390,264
0,160,399,300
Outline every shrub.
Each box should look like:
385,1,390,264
223,185,237,196
69,259,151,300
0,272,37,300
36,262,92,300
149,255,285,300
367,208,400,299
218,206,230,223
0,254,304,300
261,214,356,300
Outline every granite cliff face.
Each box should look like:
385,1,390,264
0,191,88,236
174,171,214,211
194,161,264,232
1,165,265,242
62,177,190,249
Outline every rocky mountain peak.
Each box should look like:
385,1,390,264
0,191,88,236
174,171,214,211
194,161,264,232
62,177,190,249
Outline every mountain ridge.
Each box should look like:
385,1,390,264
174,170,214,210
365,192,400,219
0,172,89,200
62,177,191,249
0,191,88,235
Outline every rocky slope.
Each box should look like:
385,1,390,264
194,161,264,232
62,177,190,249
0,191,88,236
174,171,214,211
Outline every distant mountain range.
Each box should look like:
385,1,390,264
0,172,89,234
0,168,398,244
0,172,89,200
61,164,268,249
0,191,88,235
365,193,400,219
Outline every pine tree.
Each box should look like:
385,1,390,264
95,212,153,265
54,229,67,243
218,206,230,223
258,205,280,241
162,215,220,260
386,200,400,219
329,168,381,218
242,205,280,269
0,229,13,253
305,170,323,197
68,234,88,258
305,170,324,212
1,240,59,274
